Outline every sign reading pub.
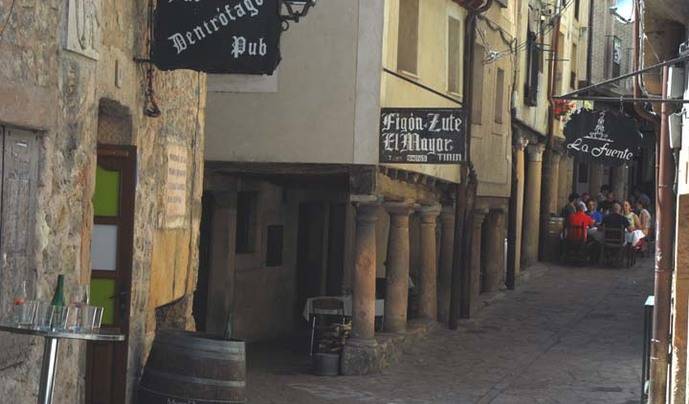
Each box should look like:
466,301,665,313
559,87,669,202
380,108,466,164
151,0,282,74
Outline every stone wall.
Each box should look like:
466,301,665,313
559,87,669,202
0,0,205,402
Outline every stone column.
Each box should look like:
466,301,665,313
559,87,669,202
513,138,528,276
437,205,455,323
383,202,414,333
611,165,629,202
557,155,571,210
484,209,506,292
548,151,561,215
470,209,488,314
350,201,379,342
418,204,441,321
523,144,545,265
589,162,603,197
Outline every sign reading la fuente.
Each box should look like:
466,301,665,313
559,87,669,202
564,109,643,167
380,108,466,164
151,0,282,74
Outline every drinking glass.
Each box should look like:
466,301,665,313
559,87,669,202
66,303,82,332
81,305,103,331
13,300,37,327
50,306,70,331
34,302,54,330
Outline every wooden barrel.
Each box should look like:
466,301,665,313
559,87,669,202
138,330,246,404
545,217,565,262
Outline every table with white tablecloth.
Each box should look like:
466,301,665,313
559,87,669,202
302,295,385,321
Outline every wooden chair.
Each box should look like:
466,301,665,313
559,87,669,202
561,224,589,266
601,226,628,268
308,297,345,356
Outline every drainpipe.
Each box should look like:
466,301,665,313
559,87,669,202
538,7,562,260
648,63,675,404
449,0,492,329
631,3,669,401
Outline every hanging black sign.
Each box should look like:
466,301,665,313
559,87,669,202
380,108,466,164
151,0,282,74
564,109,643,166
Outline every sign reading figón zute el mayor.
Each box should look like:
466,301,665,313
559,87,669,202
151,0,282,74
380,108,466,164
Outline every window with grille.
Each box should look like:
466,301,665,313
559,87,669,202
471,44,485,124
524,30,540,106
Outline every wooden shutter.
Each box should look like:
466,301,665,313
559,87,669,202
0,127,40,368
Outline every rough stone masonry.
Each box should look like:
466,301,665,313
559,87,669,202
0,0,206,402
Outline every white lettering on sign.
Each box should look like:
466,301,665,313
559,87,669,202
166,0,264,54
164,145,188,228
231,36,268,58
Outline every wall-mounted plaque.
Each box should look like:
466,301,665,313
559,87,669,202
151,0,282,74
379,108,466,164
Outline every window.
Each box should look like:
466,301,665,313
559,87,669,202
524,30,540,106
397,0,419,75
471,44,485,124
574,0,580,20
265,225,284,267
612,36,622,77
235,191,258,253
578,163,589,183
495,68,505,124
448,17,462,94
570,43,578,89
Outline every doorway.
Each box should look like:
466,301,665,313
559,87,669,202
295,202,346,321
86,145,136,404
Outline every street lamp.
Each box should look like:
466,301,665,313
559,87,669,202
281,0,316,25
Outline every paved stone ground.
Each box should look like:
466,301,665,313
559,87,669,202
247,258,653,404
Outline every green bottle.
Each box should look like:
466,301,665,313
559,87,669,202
50,275,65,307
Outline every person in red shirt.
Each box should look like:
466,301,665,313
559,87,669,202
567,201,595,241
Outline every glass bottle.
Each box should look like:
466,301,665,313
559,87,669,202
50,275,65,307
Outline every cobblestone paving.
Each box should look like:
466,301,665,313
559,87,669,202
247,259,653,404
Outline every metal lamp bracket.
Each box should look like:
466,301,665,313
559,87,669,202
280,0,316,31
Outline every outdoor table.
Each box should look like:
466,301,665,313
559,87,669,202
302,295,384,321
0,323,125,404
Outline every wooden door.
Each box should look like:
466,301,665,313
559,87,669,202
86,145,136,404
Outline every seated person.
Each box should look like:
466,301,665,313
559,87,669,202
636,199,652,238
567,202,595,242
587,199,603,225
601,202,632,243
599,191,617,214
561,193,580,225
624,200,646,247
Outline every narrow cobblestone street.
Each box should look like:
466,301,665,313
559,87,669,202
248,259,653,404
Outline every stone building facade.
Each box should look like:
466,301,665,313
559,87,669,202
0,0,205,402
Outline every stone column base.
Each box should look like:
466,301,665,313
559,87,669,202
341,338,380,375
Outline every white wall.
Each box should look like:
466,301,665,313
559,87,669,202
205,0,384,165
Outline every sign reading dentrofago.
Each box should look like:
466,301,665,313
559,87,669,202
151,0,282,74
380,108,466,164
564,109,643,166
164,145,189,228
